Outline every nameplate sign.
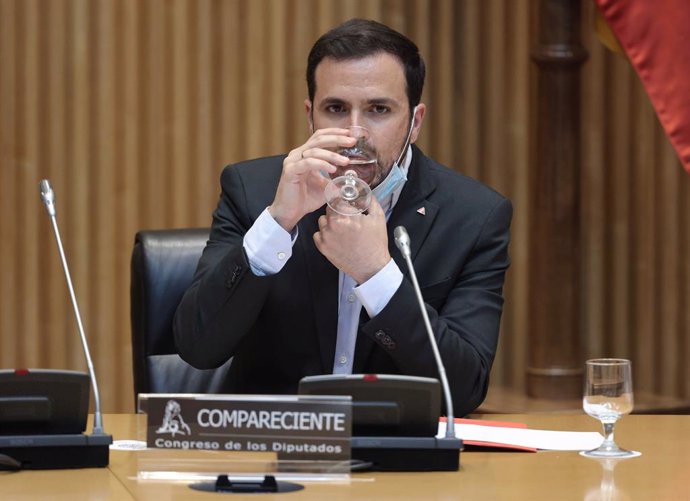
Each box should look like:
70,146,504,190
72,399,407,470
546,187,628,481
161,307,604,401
139,394,352,461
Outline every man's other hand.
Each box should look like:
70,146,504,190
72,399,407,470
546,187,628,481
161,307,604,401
313,197,391,283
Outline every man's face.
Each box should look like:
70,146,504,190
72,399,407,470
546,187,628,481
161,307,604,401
306,53,425,188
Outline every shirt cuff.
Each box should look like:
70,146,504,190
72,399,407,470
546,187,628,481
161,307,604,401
354,259,404,318
243,208,298,276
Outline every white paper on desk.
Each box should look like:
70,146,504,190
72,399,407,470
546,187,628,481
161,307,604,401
437,422,604,451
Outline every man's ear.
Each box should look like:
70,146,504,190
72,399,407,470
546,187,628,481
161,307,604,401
409,103,426,144
304,99,314,134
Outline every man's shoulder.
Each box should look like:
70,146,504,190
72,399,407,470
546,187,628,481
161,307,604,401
222,154,286,178
419,153,509,209
218,154,286,197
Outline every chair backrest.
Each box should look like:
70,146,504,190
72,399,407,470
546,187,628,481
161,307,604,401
130,228,231,408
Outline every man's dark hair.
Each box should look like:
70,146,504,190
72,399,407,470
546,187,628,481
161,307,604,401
306,19,426,112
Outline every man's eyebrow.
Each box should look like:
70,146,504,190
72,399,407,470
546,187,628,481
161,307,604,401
319,97,347,105
318,97,401,106
365,97,399,106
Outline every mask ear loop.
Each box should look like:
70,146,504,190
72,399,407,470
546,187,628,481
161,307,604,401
395,105,419,167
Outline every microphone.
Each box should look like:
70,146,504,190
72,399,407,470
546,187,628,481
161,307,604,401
393,226,411,258
39,179,106,436
394,226,456,439
39,180,56,217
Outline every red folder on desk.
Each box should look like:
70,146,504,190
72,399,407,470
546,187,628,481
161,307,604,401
439,417,537,452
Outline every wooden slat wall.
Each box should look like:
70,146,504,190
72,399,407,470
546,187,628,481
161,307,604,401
0,0,687,413
580,0,690,399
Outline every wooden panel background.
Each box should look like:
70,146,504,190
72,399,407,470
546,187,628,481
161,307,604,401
0,0,687,413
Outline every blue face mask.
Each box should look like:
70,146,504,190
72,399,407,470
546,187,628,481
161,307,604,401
371,105,418,204
372,160,407,203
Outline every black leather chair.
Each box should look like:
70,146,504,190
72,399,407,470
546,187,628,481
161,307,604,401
130,228,232,408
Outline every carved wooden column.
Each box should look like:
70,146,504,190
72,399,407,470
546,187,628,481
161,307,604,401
527,0,588,398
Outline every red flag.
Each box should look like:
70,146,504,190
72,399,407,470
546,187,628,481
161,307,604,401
594,0,690,173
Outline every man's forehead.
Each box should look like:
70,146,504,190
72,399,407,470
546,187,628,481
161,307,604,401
315,53,405,76
312,53,407,101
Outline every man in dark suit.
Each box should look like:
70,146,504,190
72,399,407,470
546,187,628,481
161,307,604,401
174,19,512,417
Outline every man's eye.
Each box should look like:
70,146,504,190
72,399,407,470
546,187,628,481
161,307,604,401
326,105,346,113
370,105,390,114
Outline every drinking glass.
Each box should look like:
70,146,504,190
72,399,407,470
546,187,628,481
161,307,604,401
324,126,374,215
580,358,641,458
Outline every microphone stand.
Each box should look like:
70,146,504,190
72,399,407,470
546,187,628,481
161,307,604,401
394,226,455,438
40,180,105,435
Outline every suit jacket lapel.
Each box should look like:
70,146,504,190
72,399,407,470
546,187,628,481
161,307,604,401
354,147,439,372
298,207,339,372
388,147,439,279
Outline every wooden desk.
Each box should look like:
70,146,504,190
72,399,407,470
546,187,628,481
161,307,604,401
2,414,689,500
1,456,135,500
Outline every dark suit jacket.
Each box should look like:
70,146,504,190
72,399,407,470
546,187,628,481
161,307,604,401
174,145,512,416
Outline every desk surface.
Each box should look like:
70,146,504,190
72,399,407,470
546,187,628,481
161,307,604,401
2,413,688,500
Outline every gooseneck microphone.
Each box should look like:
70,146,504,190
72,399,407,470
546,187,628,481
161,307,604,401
394,226,456,439
39,179,105,435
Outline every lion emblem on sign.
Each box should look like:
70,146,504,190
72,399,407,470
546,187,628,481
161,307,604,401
155,400,191,437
